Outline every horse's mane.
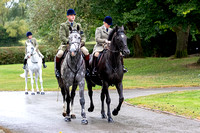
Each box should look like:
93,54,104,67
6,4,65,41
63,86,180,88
108,27,117,41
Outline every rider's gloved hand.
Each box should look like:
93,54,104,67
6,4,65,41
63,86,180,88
81,41,85,47
105,40,111,44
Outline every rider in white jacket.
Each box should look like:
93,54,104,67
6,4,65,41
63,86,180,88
23,32,47,69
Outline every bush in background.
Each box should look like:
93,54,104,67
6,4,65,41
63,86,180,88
0,42,95,65
0,45,57,65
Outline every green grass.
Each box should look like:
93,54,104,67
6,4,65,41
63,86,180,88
0,57,200,91
124,57,200,88
125,90,200,120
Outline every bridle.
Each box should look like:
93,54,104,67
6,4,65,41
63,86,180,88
108,31,126,53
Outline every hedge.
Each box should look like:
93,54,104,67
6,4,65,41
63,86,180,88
0,45,57,65
0,43,95,65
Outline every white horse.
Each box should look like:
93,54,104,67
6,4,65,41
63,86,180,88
24,42,45,95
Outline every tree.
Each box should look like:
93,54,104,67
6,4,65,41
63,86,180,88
75,0,144,57
125,0,200,58
7,0,28,21
26,0,81,47
3,17,28,41
0,0,29,45
0,0,9,26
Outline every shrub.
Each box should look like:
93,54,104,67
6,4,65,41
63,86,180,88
0,45,57,65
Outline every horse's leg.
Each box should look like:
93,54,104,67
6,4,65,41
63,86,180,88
29,71,35,95
39,69,44,95
35,72,40,94
79,79,88,124
61,87,67,117
101,87,107,119
25,70,28,95
87,82,94,112
103,81,113,123
64,87,71,122
112,82,124,116
70,83,77,119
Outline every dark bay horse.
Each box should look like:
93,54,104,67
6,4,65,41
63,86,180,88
55,26,88,124
86,26,130,122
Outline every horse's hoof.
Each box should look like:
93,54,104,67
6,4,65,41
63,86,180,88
101,114,107,119
88,106,94,112
41,92,45,95
64,117,71,122
31,92,35,95
108,117,114,123
71,114,76,119
81,119,88,125
37,92,40,94
112,109,119,116
25,92,28,95
62,113,66,117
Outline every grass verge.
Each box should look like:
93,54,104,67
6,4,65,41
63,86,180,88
0,57,200,91
125,90,200,120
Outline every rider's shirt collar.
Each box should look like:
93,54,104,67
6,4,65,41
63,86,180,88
28,39,32,43
103,25,108,32
68,21,74,27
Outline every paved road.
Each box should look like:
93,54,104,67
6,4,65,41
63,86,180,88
0,87,200,133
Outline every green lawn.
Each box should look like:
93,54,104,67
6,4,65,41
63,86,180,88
125,90,200,120
0,57,200,91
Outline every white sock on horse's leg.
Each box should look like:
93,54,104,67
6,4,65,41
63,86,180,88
35,73,39,92
39,70,44,92
29,71,35,93
25,70,28,93
63,101,67,116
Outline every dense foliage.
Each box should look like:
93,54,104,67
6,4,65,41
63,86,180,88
0,0,28,45
0,0,200,58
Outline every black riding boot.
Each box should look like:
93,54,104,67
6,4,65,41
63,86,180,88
55,57,61,78
23,59,27,69
92,56,98,76
121,56,128,73
85,55,90,77
42,58,47,68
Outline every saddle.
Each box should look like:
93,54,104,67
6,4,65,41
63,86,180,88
90,49,107,74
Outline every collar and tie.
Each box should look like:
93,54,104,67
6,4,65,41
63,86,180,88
106,28,108,32
71,22,73,27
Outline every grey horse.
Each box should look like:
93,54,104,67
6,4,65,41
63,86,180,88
55,26,88,124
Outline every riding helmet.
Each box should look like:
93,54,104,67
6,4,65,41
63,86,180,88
67,9,76,16
104,16,112,25
26,32,32,37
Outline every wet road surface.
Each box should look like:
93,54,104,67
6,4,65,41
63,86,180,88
0,87,200,133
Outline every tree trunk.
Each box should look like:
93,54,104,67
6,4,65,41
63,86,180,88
173,25,190,58
133,34,143,57
127,22,143,57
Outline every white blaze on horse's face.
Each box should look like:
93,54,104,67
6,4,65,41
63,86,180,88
69,31,81,57
70,44,76,56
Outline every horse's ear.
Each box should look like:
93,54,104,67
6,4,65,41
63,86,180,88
77,25,80,31
121,25,124,31
116,25,118,31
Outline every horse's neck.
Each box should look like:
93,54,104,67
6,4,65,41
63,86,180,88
31,52,40,62
108,42,121,67
68,51,82,67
